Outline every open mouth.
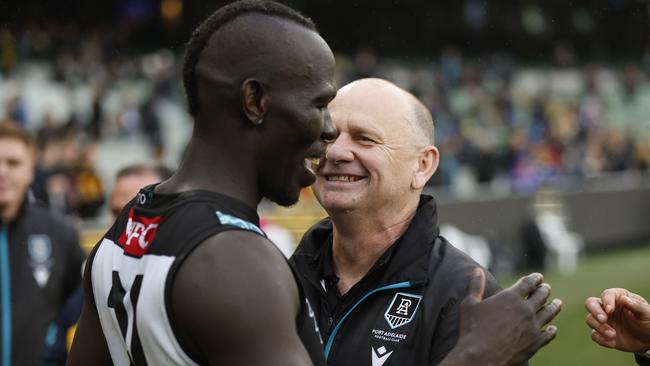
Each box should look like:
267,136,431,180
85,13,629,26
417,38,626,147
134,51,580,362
304,157,322,175
325,175,365,182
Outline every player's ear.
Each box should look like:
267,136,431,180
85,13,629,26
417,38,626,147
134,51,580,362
411,145,439,190
240,79,269,126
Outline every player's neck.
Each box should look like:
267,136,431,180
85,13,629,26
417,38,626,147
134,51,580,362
156,136,260,210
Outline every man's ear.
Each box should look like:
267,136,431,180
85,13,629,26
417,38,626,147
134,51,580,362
240,79,269,126
411,145,439,190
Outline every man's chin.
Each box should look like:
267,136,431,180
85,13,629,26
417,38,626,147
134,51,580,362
318,199,357,215
268,189,301,208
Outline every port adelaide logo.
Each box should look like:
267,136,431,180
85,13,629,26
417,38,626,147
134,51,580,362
384,292,422,329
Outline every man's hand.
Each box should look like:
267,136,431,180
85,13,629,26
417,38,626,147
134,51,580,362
585,288,650,353
441,269,562,366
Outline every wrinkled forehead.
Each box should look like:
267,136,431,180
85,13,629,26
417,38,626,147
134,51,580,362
329,87,417,137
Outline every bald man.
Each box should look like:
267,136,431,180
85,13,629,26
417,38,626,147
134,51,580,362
68,1,336,365
291,79,561,366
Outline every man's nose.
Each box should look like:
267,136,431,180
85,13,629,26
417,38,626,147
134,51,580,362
325,133,353,163
321,110,338,142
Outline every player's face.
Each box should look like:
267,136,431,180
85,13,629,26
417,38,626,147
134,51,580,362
0,138,34,210
313,86,422,215
258,30,337,206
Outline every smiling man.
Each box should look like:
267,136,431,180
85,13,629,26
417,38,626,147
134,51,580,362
291,78,562,366
0,121,83,366
68,1,336,365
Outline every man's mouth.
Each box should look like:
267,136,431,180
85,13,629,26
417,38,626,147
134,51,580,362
326,175,364,182
304,157,321,174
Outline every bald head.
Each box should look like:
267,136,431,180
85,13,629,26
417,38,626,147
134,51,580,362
331,78,435,146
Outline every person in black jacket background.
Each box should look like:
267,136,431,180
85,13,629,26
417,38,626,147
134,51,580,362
0,121,84,366
291,78,562,366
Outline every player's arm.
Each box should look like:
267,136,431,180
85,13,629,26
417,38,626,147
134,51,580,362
66,248,112,366
171,230,314,366
440,269,562,366
585,288,650,353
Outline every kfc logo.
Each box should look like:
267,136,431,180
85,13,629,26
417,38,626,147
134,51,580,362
117,208,162,257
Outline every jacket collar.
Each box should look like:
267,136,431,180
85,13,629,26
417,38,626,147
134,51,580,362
292,194,440,288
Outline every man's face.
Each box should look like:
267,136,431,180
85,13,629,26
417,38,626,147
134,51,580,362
257,29,337,206
313,84,424,215
0,138,34,210
110,172,162,218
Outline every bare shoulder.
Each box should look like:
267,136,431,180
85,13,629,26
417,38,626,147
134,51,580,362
170,230,307,365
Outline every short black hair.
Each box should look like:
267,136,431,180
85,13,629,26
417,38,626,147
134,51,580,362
182,0,317,117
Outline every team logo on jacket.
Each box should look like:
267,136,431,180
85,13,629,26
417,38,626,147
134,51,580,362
384,292,422,329
28,234,53,287
117,208,162,257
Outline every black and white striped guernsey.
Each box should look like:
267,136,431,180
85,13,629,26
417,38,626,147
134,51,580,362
88,186,325,365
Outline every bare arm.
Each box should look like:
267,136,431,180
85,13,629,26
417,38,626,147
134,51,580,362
440,269,562,366
66,249,112,366
172,230,314,366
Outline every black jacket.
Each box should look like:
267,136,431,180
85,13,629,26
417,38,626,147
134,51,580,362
0,199,84,366
291,195,500,366
637,353,650,366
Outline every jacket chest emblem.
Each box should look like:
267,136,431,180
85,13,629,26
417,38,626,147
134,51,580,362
27,234,53,287
384,292,422,329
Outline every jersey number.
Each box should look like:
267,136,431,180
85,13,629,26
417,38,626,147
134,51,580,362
108,271,148,365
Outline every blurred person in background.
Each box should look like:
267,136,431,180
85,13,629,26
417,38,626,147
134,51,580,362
585,288,650,365
0,121,84,366
108,164,173,219
31,124,105,220
291,78,561,366
41,163,171,366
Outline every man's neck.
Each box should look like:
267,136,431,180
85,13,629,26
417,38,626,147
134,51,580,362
0,201,21,223
156,134,260,209
330,198,419,295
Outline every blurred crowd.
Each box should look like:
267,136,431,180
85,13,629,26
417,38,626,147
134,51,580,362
335,47,650,195
0,24,181,222
2,24,650,222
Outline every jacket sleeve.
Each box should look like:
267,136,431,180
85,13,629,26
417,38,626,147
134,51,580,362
428,270,501,366
637,353,650,366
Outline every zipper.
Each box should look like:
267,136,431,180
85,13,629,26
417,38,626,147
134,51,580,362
0,223,10,366
323,281,414,360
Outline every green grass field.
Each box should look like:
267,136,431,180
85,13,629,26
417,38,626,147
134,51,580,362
498,244,650,366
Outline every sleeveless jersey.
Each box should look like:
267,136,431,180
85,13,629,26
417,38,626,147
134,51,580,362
89,187,325,365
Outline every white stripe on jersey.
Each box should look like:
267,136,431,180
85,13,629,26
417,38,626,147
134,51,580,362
91,237,200,366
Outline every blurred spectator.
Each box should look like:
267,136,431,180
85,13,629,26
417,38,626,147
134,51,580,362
0,121,84,366
40,162,172,366
109,164,172,218
31,125,105,220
